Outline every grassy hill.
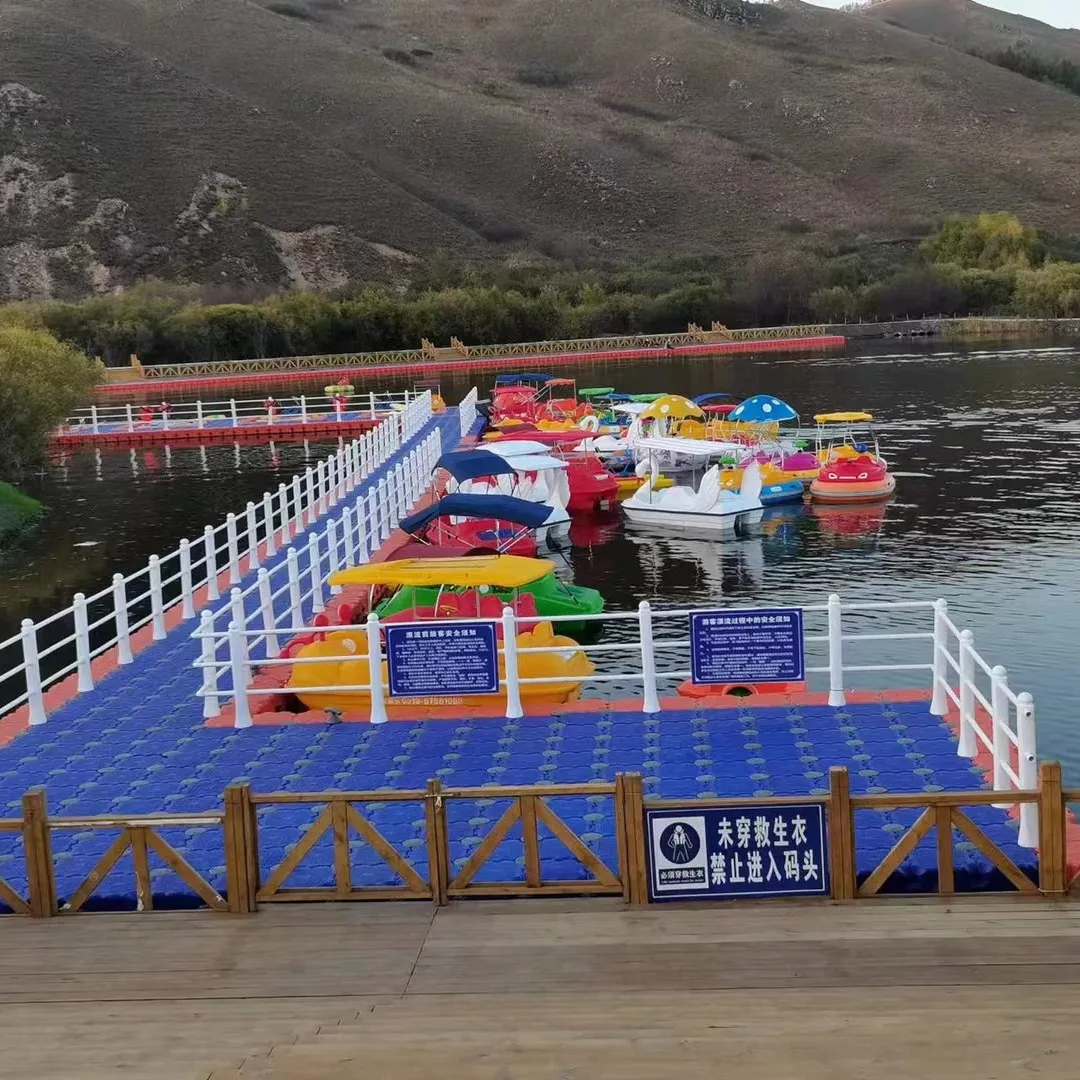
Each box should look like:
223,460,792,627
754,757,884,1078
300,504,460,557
3,0,1080,299
863,0,1080,64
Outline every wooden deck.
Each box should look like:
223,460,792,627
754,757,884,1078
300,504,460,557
3,898,1080,1079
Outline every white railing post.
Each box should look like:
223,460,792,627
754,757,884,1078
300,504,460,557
229,587,251,686
957,629,977,759
246,501,260,572
339,504,355,569
262,491,277,558
277,483,291,546
316,460,328,515
355,500,370,564
1016,691,1037,848
90,405,100,435
638,600,660,714
827,593,845,707
300,394,308,423
126,404,134,433
257,569,280,658
21,619,46,726
230,398,238,428
112,573,133,665
367,488,379,552
204,525,220,601
367,612,388,725
292,476,304,533
196,400,204,429
199,610,221,718
327,519,341,594
161,406,170,432
379,477,392,541
305,467,317,524
225,512,241,585
228,622,252,729
369,390,376,419
502,605,524,719
149,555,166,640
287,547,303,625
179,538,195,620
308,533,325,613
73,592,94,692
930,598,948,716
990,665,1010,806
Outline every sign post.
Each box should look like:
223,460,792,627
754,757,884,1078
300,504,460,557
689,607,804,685
645,803,830,902
385,621,500,699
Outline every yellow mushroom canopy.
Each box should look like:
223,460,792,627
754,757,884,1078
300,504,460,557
640,394,705,421
814,411,874,423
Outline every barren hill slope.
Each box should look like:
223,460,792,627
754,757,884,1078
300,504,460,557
2,0,1080,299
863,0,1080,64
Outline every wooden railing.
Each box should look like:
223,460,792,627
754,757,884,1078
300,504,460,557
3,765,1077,917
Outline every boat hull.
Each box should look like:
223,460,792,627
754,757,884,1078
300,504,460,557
621,504,755,533
810,475,896,504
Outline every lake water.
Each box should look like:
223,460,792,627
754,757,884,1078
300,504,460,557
5,340,1080,776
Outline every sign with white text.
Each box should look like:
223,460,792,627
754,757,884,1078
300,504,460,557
385,621,499,697
689,608,804,684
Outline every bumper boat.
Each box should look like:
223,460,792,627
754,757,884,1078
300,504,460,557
809,456,896,503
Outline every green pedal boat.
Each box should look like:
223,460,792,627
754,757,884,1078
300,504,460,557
335,555,606,642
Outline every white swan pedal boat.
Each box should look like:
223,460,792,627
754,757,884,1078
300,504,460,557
621,460,764,534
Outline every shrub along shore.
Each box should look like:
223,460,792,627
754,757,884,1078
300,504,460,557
2,212,1078,369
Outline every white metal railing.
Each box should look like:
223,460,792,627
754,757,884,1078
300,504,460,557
0,390,443,725
59,391,418,435
458,387,479,437
193,589,1037,848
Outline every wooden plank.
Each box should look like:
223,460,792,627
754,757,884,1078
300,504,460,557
950,808,1039,895
64,831,132,914
261,888,431,903
828,767,855,902
130,827,154,912
21,788,55,918
145,829,229,911
257,805,333,900
425,780,448,907
447,882,624,899
345,805,428,894
520,795,541,889
613,775,631,904
851,790,1039,809
252,791,427,805
331,800,352,898
1038,761,1066,896
449,801,521,892
858,808,935,898
243,784,261,910
445,784,616,799
935,806,955,897
535,799,620,888
624,773,648,905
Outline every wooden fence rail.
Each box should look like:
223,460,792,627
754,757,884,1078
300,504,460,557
3,764,1078,917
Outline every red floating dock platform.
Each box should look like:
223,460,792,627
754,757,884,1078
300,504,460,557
52,417,378,449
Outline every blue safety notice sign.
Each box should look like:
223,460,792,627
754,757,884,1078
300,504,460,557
689,607,804,684
385,621,500,697
645,803,830,901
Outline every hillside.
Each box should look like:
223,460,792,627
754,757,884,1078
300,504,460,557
2,0,1080,299
863,0,1080,64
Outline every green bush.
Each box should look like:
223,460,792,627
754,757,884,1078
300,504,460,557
0,326,100,474
0,480,42,546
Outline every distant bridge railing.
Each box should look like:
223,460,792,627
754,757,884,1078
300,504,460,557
0,392,439,728
99,325,836,382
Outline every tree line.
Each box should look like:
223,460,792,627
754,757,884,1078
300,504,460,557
1,212,1078,375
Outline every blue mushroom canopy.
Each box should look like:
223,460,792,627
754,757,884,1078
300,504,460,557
728,394,799,423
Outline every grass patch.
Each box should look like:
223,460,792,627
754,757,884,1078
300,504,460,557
0,482,42,547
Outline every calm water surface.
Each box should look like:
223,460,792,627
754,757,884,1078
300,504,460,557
5,341,1079,775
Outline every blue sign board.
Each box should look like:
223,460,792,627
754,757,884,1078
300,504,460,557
646,804,829,901
385,621,500,698
689,607,804,684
